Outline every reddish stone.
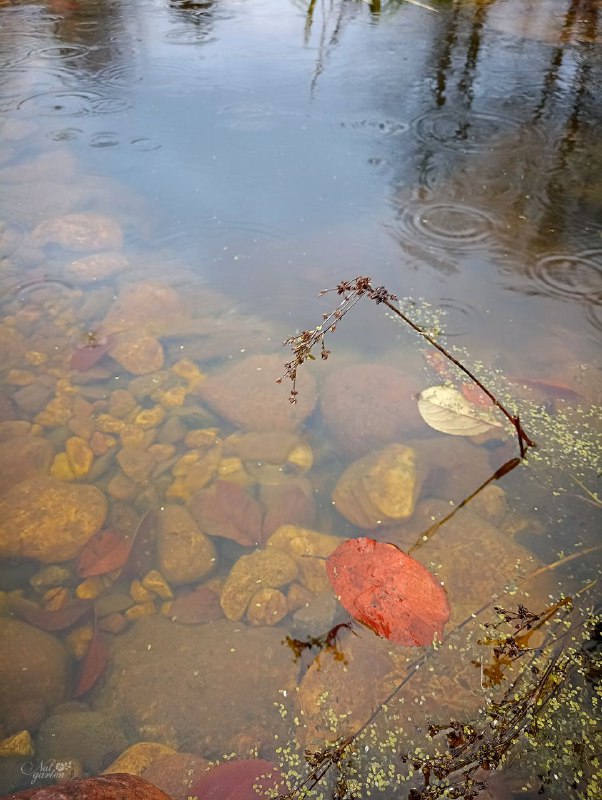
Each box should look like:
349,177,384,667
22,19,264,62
321,363,424,457
3,773,173,800
197,354,317,432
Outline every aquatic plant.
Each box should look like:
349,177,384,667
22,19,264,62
276,277,601,799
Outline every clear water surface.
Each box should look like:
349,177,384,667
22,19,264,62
0,0,600,798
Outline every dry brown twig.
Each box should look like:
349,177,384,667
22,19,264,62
278,276,536,457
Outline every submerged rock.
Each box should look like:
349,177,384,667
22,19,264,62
109,331,165,375
141,752,210,800
67,252,129,283
101,281,185,336
31,213,124,252
157,504,217,586
332,443,421,528
321,363,424,457
0,436,53,495
36,710,130,774
93,616,297,757
3,773,173,799
220,548,298,621
197,354,317,432
0,477,107,562
0,618,69,734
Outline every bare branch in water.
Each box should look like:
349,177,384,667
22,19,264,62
280,276,536,458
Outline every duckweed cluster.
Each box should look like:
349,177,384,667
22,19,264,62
271,603,600,800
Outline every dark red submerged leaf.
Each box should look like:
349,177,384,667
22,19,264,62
189,480,264,547
326,537,450,647
3,773,173,800
76,529,132,578
8,595,92,632
70,336,111,372
74,627,109,697
169,584,223,624
122,508,158,579
189,759,286,800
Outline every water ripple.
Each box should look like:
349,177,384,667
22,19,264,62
412,109,527,154
29,44,90,61
435,297,481,338
16,90,131,117
388,194,501,260
528,250,602,303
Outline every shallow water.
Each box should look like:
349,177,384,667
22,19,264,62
0,0,600,798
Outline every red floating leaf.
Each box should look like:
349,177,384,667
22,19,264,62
74,627,109,697
76,529,131,578
326,537,450,647
189,759,285,800
189,480,263,547
8,595,92,631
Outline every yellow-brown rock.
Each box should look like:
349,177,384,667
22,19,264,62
32,212,124,252
0,730,34,757
220,549,298,621
50,452,76,481
25,350,48,366
155,386,187,408
119,424,153,449
108,389,138,419
75,577,107,600
90,431,117,455
117,446,156,483
0,435,54,494
109,332,164,376
224,431,313,484
197,354,317,432
267,525,342,593
0,477,107,562
246,587,288,626
102,741,178,776
94,414,125,434
101,281,185,336
6,369,35,386
157,505,217,585
134,406,165,430
142,570,173,600
107,473,139,501
172,357,205,385
67,251,129,282
30,565,73,592
147,443,175,463
332,443,420,528
125,601,156,620
65,624,93,660
65,436,94,478
130,579,154,603
184,428,220,450
0,421,32,440
34,396,72,427
42,586,69,610
68,415,95,440
166,447,221,500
